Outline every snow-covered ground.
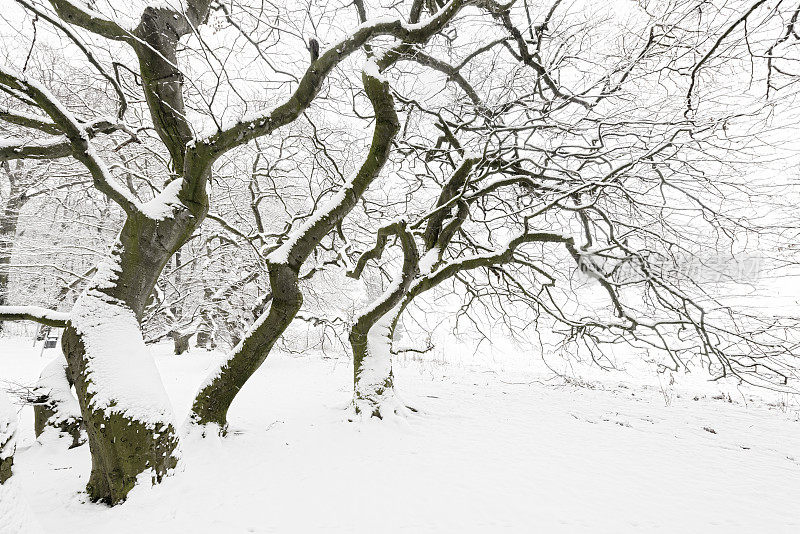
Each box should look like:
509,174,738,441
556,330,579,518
2,336,800,533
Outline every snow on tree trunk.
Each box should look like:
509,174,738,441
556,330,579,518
33,354,85,448
63,288,179,504
351,304,407,418
0,484,41,534
348,220,419,418
62,202,203,504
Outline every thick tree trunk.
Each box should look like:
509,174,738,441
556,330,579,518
0,0,215,506
62,205,203,504
33,354,85,448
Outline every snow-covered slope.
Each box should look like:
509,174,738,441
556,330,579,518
2,337,800,533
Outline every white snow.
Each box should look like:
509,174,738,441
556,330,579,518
3,337,800,532
0,391,41,533
34,356,83,439
0,478,42,534
67,254,176,426
0,307,69,324
362,59,386,83
138,179,185,221
418,248,440,274
353,304,400,416
70,293,175,425
0,136,66,151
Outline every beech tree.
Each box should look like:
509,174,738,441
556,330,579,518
331,0,800,415
1,0,799,507
0,0,514,504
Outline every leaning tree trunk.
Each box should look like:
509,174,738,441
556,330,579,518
33,354,85,448
191,68,400,430
62,203,203,504
191,261,302,429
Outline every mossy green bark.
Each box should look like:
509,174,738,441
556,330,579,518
0,456,11,484
62,201,206,503
33,404,84,448
62,313,180,505
191,261,302,428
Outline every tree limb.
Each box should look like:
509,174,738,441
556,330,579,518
0,66,139,213
0,305,68,327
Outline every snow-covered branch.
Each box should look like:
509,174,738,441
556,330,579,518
45,0,132,41
0,107,60,135
405,231,573,306
0,117,131,162
348,219,419,280
0,306,68,328
199,0,470,160
0,67,139,213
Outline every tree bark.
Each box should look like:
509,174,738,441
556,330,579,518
171,329,192,355
33,354,85,448
191,261,302,428
62,204,205,504
349,221,419,417
0,392,17,484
